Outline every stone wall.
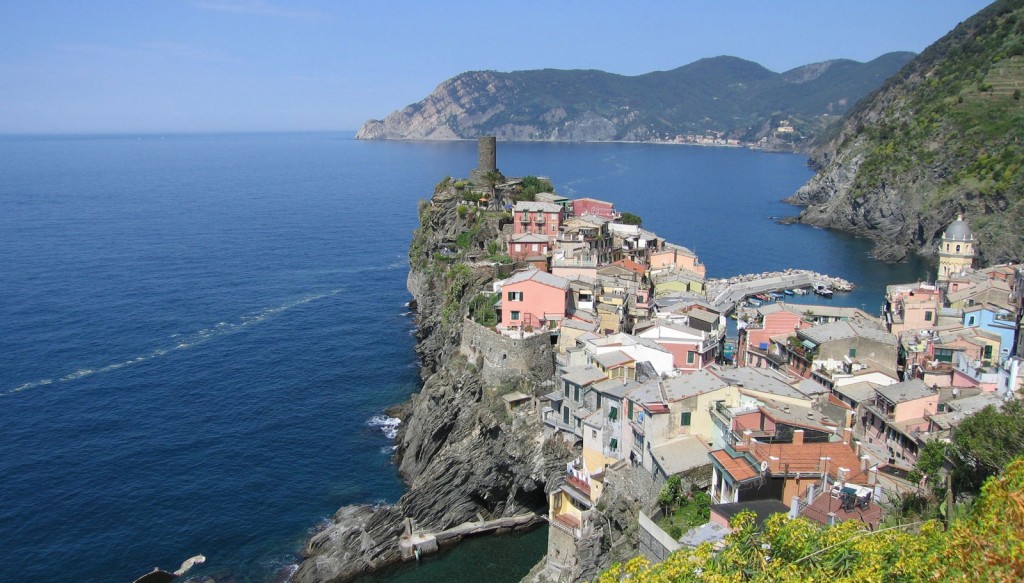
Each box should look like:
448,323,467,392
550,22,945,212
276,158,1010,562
638,511,681,564
459,318,554,386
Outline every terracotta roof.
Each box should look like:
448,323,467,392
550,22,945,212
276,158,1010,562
710,450,759,482
747,440,867,483
612,258,647,276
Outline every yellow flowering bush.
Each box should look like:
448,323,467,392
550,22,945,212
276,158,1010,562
598,455,1024,582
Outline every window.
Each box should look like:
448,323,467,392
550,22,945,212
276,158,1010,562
510,310,520,321
507,291,522,301
984,344,993,359
681,411,691,426
924,310,933,322
956,245,961,253
609,438,618,450
596,394,602,408
514,244,522,252
627,401,634,420
849,348,857,358
531,244,538,252
687,351,696,365
564,381,570,397
591,429,597,439
574,387,580,401
609,407,618,421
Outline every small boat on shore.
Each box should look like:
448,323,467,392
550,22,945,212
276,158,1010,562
747,298,762,307
792,287,810,295
784,289,795,296
769,292,785,299
813,282,834,297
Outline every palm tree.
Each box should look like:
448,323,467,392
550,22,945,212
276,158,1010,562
482,170,502,209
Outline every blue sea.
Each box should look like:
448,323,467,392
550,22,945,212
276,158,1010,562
0,133,930,582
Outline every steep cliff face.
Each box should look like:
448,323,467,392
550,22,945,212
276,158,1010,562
788,0,1024,263
294,187,571,583
357,54,914,148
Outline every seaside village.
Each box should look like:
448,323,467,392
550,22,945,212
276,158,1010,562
439,139,1023,579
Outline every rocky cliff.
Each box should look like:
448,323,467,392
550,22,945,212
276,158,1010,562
356,54,914,149
787,0,1024,264
294,185,572,583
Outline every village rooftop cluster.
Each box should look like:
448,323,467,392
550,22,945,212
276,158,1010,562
431,139,1023,579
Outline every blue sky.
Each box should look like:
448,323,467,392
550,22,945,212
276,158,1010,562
0,0,994,134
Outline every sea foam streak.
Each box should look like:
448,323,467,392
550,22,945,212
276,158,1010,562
3,288,344,396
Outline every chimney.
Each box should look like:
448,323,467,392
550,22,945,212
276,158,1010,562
827,512,837,526
855,441,861,456
843,427,852,445
789,496,801,519
806,483,816,505
841,467,853,483
868,466,878,486
792,429,805,445
742,429,753,446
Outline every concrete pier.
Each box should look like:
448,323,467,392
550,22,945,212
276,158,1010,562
399,513,543,561
705,269,854,312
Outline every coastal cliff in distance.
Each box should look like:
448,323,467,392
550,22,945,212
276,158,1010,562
356,53,914,150
787,0,1024,264
293,185,571,583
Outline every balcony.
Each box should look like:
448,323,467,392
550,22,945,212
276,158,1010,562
764,351,788,367
550,512,581,537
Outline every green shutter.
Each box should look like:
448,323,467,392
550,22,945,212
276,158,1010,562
609,407,618,420
628,400,634,420
681,411,692,426
610,438,618,450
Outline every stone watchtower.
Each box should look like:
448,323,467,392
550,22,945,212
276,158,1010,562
938,214,976,280
470,136,500,185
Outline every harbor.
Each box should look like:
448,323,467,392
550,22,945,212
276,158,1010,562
706,269,854,313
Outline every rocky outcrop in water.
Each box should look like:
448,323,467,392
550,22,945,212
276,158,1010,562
294,187,572,583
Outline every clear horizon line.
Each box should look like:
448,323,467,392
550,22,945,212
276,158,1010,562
0,129,360,138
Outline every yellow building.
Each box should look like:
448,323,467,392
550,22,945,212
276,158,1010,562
938,214,975,281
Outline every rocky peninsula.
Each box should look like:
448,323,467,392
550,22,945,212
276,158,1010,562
294,185,570,583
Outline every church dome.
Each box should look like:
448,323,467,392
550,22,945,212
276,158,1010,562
943,214,973,242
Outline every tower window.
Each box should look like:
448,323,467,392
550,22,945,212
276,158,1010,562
956,245,961,253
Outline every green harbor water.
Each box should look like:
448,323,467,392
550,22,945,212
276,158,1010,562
358,526,549,583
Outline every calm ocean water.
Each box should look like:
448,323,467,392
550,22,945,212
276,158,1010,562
0,133,929,582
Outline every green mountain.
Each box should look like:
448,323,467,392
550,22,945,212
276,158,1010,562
788,0,1024,264
356,53,914,149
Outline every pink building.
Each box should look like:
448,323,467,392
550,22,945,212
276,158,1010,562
649,244,706,277
863,379,938,464
884,283,941,335
508,233,551,261
512,201,562,239
571,197,619,220
636,321,717,371
499,269,570,330
741,305,811,368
